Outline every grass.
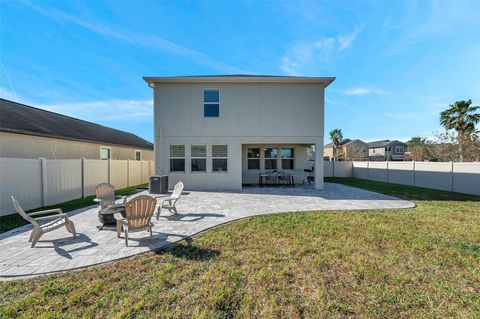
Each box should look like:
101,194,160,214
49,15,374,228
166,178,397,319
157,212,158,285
1,179,479,318
0,184,148,234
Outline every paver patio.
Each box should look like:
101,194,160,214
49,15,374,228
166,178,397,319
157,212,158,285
0,183,414,279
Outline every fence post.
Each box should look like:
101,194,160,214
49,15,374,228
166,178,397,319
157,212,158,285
39,158,47,206
81,157,85,198
386,160,389,184
366,161,369,180
333,160,335,178
108,159,112,184
127,159,130,187
412,160,416,186
450,161,454,192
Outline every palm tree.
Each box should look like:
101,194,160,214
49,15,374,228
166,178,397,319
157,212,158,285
440,100,479,162
329,128,343,161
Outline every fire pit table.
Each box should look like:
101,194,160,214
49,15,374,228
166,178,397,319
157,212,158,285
94,198,126,230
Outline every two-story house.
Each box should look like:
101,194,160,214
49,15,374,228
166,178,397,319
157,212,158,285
144,75,335,190
367,140,407,161
324,139,369,161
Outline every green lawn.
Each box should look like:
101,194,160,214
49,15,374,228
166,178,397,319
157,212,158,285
0,184,148,234
1,179,479,318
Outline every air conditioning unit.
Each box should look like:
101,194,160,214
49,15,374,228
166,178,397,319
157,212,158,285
149,175,168,194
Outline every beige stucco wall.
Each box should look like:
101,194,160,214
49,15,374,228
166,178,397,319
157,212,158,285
154,81,326,190
324,147,334,160
0,132,153,160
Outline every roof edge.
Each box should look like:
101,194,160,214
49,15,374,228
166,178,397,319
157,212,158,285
143,75,336,87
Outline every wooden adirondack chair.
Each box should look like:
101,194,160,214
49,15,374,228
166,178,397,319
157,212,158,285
115,195,156,246
95,183,126,229
156,181,184,219
11,196,76,247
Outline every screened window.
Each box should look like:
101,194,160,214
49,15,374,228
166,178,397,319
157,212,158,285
264,147,277,170
170,145,185,172
212,145,228,172
100,147,110,160
281,148,294,170
191,145,207,172
204,89,219,117
247,148,260,170
135,150,142,161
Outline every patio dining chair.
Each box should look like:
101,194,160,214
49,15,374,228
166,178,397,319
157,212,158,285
156,181,184,219
115,195,157,246
11,196,76,248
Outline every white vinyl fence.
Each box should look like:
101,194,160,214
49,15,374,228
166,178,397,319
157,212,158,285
0,158,154,217
324,161,480,196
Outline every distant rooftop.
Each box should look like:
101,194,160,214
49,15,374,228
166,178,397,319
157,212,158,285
143,74,335,87
367,140,406,148
0,98,153,150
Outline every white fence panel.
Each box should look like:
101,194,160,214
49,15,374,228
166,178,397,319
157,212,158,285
0,158,43,216
128,160,142,186
324,161,333,177
352,161,368,179
333,161,353,177
415,162,451,191
141,161,150,183
388,162,414,186
452,163,480,195
368,162,388,182
111,160,128,189
45,159,82,206
83,159,109,196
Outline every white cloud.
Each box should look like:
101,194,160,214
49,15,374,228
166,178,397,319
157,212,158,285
342,87,387,96
21,1,243,73
281,25,363,75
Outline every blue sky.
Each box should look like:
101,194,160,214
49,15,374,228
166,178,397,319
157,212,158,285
1,0,479,143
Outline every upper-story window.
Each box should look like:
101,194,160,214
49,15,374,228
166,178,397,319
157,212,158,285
395,145,405,153
135,150,142,161
204,89,219,117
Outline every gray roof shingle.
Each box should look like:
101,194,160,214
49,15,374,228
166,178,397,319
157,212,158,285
0,98,153,150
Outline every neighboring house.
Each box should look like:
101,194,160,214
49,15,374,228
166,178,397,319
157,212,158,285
367,140,407,161
144,74,335,190
0,98,153,160
324,139,368,161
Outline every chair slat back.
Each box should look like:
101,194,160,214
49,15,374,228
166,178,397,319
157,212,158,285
124,195,156,229
11,196,39,227
95,183,116,208
171,182,184,199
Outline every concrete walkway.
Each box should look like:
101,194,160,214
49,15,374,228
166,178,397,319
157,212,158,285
0,183,414,279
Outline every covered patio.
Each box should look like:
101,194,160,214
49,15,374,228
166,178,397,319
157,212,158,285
0,183,414,279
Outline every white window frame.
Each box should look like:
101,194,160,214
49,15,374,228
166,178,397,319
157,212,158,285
191,144,207,172
169,145,185,172
203,88,220,118
100,146,111,160
395,145,405,153
264,147,278,171
247,148,260,170
135,150,142,161
281,147,295,170
212,144,228,172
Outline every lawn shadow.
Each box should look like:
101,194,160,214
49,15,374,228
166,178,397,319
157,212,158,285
155,240,220,261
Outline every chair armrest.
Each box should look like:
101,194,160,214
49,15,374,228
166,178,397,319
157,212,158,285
34,213,68,220
29,208,63,217
93,198,102,203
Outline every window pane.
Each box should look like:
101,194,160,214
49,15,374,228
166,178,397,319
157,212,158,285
281,148,294,158
282,159,294,170
191,145,206,157
170,159,185,172
264,148,277,158
248,159,260,169
204,90,219,102
212,145,227,157
135,151,141,161
170,145,185,157
191,159,206,172
100,148,110,160
212,159,228,172
247,148,260,158
265,159,277,170
204,104,219,117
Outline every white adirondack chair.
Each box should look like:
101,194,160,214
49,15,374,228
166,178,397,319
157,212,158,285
115,195,156,246
11,196,76,248
156,181,184,219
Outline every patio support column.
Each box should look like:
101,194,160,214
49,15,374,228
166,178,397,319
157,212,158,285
315,141,324,190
